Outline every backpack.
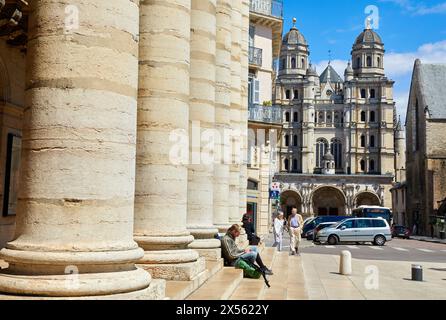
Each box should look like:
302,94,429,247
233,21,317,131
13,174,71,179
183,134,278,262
234,259,262,279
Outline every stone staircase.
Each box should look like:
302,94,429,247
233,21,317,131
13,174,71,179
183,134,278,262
180,245,308,300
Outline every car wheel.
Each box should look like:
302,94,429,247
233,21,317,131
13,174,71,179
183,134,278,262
328,235,338,245
374,235,386,246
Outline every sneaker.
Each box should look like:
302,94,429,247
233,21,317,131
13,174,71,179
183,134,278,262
263,268,273,276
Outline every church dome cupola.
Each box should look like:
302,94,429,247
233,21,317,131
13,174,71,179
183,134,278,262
278,18,310,79
351,18,385,78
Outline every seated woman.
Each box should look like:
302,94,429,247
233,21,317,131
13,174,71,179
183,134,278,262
242,213,261,245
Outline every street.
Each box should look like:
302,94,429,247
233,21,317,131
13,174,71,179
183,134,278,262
266,233,446,263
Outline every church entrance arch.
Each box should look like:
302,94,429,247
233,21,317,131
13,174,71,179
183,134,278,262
280,190,302,219
355,192,381,207
312,187,346,216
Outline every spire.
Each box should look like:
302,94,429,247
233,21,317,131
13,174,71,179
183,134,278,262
328,50,332,65
292,17,297,29
365,17,372,30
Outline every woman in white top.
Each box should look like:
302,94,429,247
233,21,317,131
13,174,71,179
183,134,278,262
273,212,285,251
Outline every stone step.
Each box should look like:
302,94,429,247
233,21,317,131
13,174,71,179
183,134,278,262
229,247,277,300
0,260,7,270
260,252,308,300
165,259,223,300
186,267,243,300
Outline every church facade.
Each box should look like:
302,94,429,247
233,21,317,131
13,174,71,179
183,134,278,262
273,20,404,218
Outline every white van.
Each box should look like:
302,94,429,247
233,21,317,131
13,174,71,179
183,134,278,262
315,218,392,246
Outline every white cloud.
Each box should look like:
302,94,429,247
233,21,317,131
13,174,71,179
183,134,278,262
379,0,446,15
385,40,446,77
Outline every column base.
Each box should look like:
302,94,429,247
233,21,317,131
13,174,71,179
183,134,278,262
214,224,232,234
138,256,206,281
0,267,152,298
188,239,222,261
0,279,166,300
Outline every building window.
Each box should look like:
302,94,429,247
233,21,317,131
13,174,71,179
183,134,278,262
367,56,372,67
360,135,366,147
285,112,290,122
377,57,381,68
331,138,343,169
293,135,298,147
370,135,375,148
361,89,366,99
249,25,255,48
284,158,290,171
291,57,296,69
361,111,366,122
360,160,366,172
286,90,291,99
293,159,298,172
3,133,22,217
293,112,298,122
370,89,376,99
318,112,324,123
294,90,299,100
301,58,305,69
370,111,376,122
370,159,375,172
356,57,361,68
247,179,258,190
316,138,328,168
285,135,290,147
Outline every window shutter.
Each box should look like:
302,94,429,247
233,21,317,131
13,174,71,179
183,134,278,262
253,79,260,104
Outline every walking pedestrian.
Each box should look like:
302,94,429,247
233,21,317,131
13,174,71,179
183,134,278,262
273,212,285,251
288,208,304,255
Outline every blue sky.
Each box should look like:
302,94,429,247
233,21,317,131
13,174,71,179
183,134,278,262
282,0,446,120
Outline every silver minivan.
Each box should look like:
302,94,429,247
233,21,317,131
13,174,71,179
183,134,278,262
315,218,392,246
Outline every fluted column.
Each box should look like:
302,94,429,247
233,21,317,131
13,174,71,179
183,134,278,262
239,0,249,217
187,0,221,260
0,0,153,298
213,0,232,233
134,0,205,281
229,0,242,224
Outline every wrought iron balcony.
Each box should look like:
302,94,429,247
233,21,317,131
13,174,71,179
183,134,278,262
250,0,283,19
249,104,282,125
249,46,263,67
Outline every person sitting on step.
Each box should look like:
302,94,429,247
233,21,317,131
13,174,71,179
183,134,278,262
221,224,273,275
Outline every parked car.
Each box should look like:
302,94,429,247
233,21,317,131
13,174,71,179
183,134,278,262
391,225,411,239
311,222,338,242
315,218,392,246
302,216,347,238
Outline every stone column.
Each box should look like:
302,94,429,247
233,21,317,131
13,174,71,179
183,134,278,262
187,0,221,260
213,0,232,233
229,0,242,224
0,0,155,298
134,0,205,281
239,0,249,217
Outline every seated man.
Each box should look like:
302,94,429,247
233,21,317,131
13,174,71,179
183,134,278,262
221,224,273,275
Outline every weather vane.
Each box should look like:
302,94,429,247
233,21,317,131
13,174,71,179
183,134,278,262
292,17,297,28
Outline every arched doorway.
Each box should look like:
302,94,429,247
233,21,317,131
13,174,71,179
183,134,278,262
312,187,346,216
280,190,302,219
355,192,381,207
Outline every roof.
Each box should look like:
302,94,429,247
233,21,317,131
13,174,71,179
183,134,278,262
417,62,446,119
320,64,343,83
354,29,383,46
282,27,307,46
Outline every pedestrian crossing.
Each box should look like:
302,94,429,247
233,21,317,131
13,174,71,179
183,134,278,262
317,244,446,255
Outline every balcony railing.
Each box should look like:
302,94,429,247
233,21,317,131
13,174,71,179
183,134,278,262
249,46,263,67
249,104,282,124
250,0,283,19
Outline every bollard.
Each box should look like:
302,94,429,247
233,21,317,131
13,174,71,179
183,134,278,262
412,264,423,281
339,251,352,275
